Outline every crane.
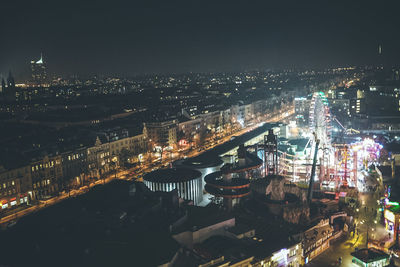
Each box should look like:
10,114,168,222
307,133,320,203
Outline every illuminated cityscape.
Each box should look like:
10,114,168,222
1,1,400,267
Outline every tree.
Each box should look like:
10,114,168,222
119,148,132,169
197,127,208,147
177,130,185,143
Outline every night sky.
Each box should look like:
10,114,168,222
1,0,400,78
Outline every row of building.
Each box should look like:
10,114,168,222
0,94,293,211
0,131,148,210
146,93,292,149
163,203,340,267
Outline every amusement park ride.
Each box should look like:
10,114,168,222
281,92,383,193
264,129,279,176
205,91,383,209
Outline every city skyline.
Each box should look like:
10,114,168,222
2,1,400,266
2,0,400,78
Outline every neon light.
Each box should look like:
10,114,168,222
385,210,395,222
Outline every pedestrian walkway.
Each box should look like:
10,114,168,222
307,232,365,266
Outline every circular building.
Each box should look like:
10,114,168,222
143,168,203,205
204,171,250,199
173,155,223,190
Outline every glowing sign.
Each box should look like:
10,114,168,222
385,210,395,222
271,248,288,262
179,139,188,146
384,198,399,207
387,201,399,206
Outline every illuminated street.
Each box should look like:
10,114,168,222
0,106,294,226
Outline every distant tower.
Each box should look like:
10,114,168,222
264,129,278,176
7,71,15,89
4,71,16,101
1,78,5,93
31,53,47,85
377,44,384,69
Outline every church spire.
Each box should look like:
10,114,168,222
1,77,5,93
7,70,15,88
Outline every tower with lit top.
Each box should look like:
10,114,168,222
31,53,47,85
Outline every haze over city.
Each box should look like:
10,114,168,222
2,0,400,77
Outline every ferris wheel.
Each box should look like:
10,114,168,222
309,91,332,148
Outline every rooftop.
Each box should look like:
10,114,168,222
194,235,253,264
351,248,389,263
303,224,333,249
171,206,234,235
0,180,181,267
144,167,202,183
177,122,278,169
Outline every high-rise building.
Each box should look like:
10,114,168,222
31,53,47,84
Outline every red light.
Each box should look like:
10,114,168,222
179,139,188,146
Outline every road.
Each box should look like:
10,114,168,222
307,183,387,266
307,194,379,266
307,233,365,266
0,105,294,225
